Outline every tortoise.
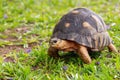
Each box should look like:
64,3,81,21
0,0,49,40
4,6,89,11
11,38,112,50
48,8,118,64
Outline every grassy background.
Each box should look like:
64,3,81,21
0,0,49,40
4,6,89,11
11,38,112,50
0,0,120,80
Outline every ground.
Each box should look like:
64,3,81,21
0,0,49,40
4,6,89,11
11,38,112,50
0,26,40,54
0,0,120,80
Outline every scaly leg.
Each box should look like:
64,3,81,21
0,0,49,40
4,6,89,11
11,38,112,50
48,46,59,58
108,43,118,53
77,46,92,64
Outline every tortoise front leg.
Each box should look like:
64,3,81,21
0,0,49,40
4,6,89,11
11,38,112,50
48,46,59,58
77,46,92,64
108,43,118,53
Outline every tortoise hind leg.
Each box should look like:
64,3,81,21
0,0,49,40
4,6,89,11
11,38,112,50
108,43,118,53
77,45,92,64
48,46,59,58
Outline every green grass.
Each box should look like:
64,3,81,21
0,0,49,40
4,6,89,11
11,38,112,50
0,0,120,80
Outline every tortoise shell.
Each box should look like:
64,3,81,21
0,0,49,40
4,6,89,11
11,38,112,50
51,8,112,51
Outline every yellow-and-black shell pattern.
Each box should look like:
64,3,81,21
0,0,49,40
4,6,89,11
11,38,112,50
51,8,112,51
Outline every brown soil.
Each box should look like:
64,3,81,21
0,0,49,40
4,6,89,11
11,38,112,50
0,42,40,56
0,26,41,56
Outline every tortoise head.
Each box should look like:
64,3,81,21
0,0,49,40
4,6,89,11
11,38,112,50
50,38,78,52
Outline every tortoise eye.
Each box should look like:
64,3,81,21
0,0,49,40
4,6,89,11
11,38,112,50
50,38,59,44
